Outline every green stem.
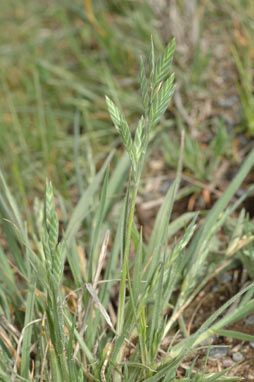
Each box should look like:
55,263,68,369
48,281,70,381
115,118,149,381
114,180,139,382
58,351,70,382
117,181,138,335
49,346,60,382
116,115,149,336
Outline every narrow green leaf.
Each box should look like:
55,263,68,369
20,277,36,378
48,346,61,382
132,227,144,300
238,283,254,307
77,368,84,382
162,217,197,310
0,245,19,297
67,239,85,287
215,329,254,342
89,170,109,280
147,178,177,264
148,250,165,360
167,211,198,239
65,151,113,247
67,314,77,381
86,283,116,334
0,171,24,235
100,196,127,306
226,208,245,256
142,356,182,382
146,132,184,281
64,313,95,364
146,179,180,281
73,110,84,194
90,199,128,351
104,151,130,218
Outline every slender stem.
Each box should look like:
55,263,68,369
58,351,69,382
114,180,140,382
117,181,139,335
116,113,150,336
49,346,60,382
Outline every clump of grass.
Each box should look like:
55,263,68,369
1,38,254,382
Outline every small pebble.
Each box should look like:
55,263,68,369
200,336,215,347
209,346,228,359
232,352,244,362
236,188,245,197
245,315,254,325
223,114,237,127
159,180,171,194
217,96,238,108
212,285,219,293
249,342,254,349
217,272,232,284
223,358,235,368
238,135,249,145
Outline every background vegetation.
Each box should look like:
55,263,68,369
1,0,254,381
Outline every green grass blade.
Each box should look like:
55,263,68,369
132,227,144,300
65,151,114,246
20,276,36,378
215,329,254,342
67,240,85,287
148,250,165,362
100,196,127,306
0,170,24,235
63,313,95,365
167,211,198,239
146,134,183,280
73,110,84,195
104,152,130,218
89,170,109,280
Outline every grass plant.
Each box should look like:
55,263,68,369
1,35,254,382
